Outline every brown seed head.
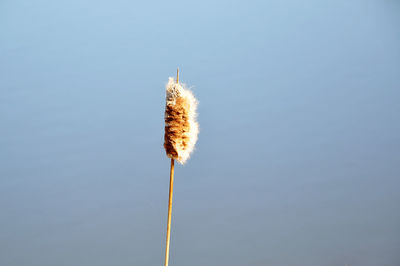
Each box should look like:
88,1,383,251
164,77,198,164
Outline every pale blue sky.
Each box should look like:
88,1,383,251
1,0,400,265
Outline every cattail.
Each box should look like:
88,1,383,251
163,69,199,266
164,74,199,164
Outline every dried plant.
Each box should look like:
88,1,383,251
163,69,199,266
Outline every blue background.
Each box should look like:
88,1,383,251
1,0,399,265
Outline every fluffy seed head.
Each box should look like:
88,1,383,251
164,77,199,164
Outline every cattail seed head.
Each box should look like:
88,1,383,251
164,77,199,164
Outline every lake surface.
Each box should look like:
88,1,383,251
1,0,399,265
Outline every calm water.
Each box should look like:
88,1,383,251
1,0,400,265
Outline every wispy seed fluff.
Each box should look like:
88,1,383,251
164,77,199,164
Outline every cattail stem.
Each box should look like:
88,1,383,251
164,68,179,266
164,158,174,266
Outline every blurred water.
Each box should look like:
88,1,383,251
1,0,400,265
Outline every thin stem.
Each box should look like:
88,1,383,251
164,158,175,266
